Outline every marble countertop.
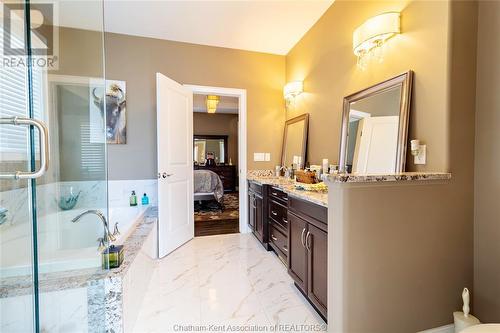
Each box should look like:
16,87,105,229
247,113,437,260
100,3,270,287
325,172,452,184
246,175,328,207
0,207,158,298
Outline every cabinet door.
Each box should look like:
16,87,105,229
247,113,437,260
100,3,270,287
254,194,264,240
307,224,328,318
248,192,255,231
287,212,308,291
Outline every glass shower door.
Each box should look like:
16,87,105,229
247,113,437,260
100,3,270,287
0,1,42,330
0,1,109,331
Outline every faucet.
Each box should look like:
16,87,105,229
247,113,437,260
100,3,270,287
71,209,116,243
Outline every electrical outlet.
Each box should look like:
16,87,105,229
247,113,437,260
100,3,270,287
414,145,426,165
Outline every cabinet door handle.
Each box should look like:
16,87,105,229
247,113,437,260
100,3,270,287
282,218,288,223
283,245,288,252
272,192,278,196
271,211,277,216
271,235,278,241
306,231,312,252
301,228,306,248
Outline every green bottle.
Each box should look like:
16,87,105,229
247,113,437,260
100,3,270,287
130,191,137,206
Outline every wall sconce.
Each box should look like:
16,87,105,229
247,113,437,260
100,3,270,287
353,12,401,70
206,95,220,114
283,81,303,107
410,139,426,165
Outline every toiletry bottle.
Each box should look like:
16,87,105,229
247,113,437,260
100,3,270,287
130,191,137,206
141,193,149,205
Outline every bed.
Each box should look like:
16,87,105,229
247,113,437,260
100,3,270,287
194,169,224,204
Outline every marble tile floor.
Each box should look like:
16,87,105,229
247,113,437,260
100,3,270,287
133,233,327,333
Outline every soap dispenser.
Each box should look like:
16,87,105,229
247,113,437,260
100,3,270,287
141,193,149,205
130,191,137,207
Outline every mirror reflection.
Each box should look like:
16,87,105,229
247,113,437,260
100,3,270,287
340,71,413,174
281,114,309,169
346,86,401,173
193,135,228,165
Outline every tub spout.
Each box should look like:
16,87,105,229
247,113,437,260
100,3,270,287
72,209,116,244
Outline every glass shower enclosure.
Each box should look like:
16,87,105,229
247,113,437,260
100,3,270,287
0,1,109,331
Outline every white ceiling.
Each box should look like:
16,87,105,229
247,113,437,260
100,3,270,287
193,94,239,114
100,0,334,55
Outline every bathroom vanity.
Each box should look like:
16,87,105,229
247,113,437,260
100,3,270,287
247,175,328,320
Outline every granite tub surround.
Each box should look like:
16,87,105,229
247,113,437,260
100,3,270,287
247,173,328,207
326,172,452,184
0,207,158,333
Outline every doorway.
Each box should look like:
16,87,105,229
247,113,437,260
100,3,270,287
185,85,248,236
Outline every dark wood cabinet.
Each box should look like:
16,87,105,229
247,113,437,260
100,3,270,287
288,212,308,291
267,187,288,263
248,181,268,248
195,165,237,192
288,196,328,320
254,194,264,241
307,223,328,318
247,180,328,320
248,192,255,231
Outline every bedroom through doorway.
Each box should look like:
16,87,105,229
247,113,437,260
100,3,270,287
192,93,240,237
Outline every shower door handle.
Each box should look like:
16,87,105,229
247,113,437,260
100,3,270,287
0,117,49,179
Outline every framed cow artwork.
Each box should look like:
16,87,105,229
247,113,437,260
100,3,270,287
92,80,127,144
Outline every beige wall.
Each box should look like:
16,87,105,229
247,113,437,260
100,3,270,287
291,0,478,330
285,0,450,171
474,0,500,322
104,33,286,180
193,113,239,166
329,180,471,332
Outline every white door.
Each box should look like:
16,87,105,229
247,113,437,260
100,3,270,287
353,116,399,173
156,73,194,258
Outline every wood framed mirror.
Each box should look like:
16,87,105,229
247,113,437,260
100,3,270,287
193,135,228,165
339,70,413,174
281,114,309,169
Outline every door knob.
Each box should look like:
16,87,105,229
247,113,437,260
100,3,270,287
161,172,173,179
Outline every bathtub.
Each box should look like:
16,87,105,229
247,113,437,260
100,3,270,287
0,205,149,279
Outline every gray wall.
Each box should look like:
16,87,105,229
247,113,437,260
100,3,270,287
474,0,500,322
104,32,285,180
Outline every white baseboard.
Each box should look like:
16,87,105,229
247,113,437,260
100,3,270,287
418,324,455,333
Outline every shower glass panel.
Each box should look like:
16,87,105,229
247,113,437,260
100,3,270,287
0,1,109,331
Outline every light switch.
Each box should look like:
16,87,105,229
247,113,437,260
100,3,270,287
253,153,265,162
264,153,271,161
414,145,426,165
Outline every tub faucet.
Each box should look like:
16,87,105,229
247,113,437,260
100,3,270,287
71,209,116,243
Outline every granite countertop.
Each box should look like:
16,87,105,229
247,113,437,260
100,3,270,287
0,207,158,298
246,175,328,207
325,172,452,183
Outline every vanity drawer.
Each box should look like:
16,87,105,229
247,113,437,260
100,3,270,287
268,200,288,229
270,225,288,258
248,181,263,195
289,196,328,227
268,187,288,204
